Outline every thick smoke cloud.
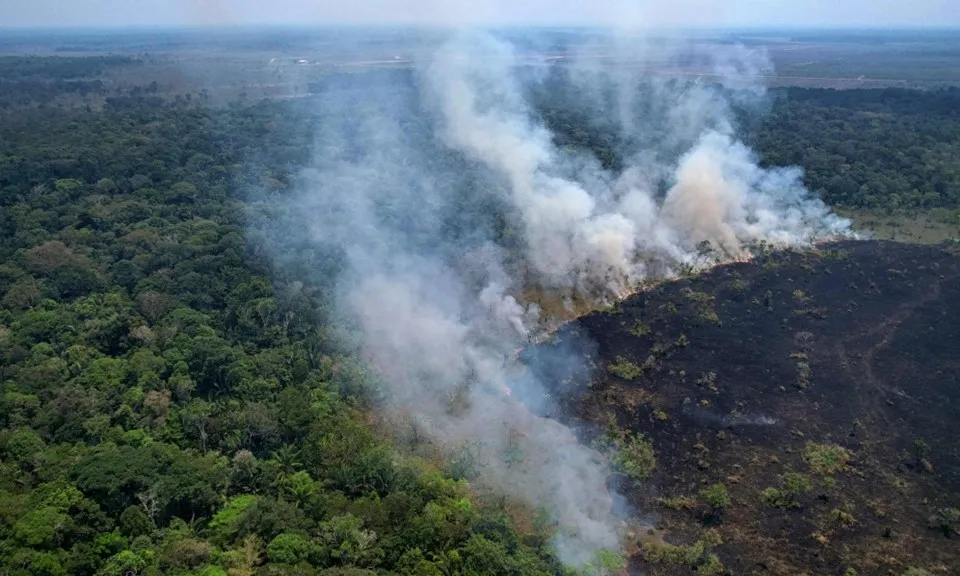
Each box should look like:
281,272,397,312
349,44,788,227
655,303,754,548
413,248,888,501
274,30,851,566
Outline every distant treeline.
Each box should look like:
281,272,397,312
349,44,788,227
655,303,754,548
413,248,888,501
0,56,142,108
0,55,140,80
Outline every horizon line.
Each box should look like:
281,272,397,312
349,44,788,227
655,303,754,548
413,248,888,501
2,23,960,33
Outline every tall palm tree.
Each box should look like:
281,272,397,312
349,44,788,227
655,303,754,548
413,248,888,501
269,444,302,491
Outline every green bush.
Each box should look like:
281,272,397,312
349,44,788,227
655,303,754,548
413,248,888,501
643,535,724,576
760,487,784,507
803,442,852,474
607,356,643,380
762,473,812,508
832,508,857,528
699,483,731,511
614,433,657,481
658,495,697,510
628,321,651,337
782,472,813,498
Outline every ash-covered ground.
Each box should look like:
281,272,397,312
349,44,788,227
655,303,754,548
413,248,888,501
524,240,960,575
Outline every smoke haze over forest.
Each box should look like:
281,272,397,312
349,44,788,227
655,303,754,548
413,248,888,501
251,28,855,565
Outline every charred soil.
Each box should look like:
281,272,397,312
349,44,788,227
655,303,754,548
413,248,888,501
524,240,960,576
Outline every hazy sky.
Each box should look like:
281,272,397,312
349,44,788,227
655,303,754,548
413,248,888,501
2,0,958,29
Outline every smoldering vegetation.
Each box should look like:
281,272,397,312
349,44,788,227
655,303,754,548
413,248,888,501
255,29,852,567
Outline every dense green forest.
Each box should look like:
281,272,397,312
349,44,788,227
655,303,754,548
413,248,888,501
751,87,960,211
0,96,570,575
2,52,960,576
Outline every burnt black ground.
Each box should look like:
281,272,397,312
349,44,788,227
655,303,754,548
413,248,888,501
524,240,960,576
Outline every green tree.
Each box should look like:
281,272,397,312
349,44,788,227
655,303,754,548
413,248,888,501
267,532,316,565
209,495,259,545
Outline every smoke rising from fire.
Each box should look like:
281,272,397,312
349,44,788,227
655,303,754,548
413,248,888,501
274,29,851,566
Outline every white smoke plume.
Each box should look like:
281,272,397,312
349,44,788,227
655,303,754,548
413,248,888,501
274,29,851,567
426,33,849,296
